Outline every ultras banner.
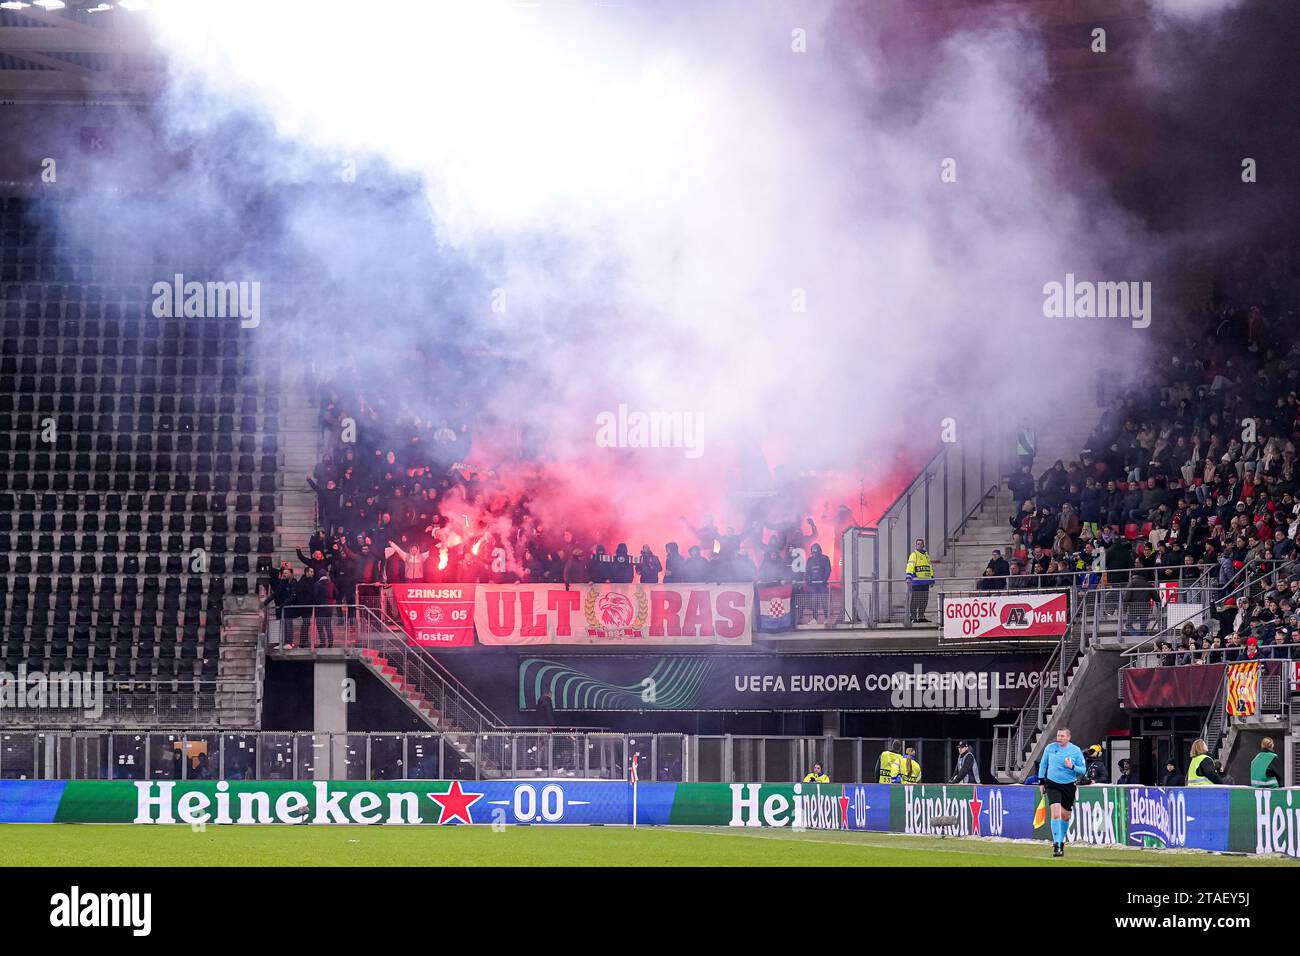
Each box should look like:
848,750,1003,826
390,584,476,648
518,651,1054,712
474,583,753,646
941,592,1070,640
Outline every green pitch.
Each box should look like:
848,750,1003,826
2,825,1297,866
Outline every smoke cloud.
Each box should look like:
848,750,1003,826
23,0,1215,550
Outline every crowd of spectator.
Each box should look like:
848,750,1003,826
263,366,845,631
982,248,1300,659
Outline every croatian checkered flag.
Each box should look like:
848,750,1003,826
757,584,795,631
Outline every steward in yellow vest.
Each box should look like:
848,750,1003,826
1186,739,1226,786
900,748,922,784
905,540,935,624
875,739,905,783
802,762,830,784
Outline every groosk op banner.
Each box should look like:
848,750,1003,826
1,780,1295,856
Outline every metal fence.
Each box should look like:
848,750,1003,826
265,602,507,734
0,730,991,784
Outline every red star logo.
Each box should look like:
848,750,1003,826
968,790,983,835
839,792,850,828
429,780,483,825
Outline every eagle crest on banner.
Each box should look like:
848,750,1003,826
584,586,649,632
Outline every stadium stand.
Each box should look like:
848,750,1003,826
0,195,280,727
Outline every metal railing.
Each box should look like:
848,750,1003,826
874,415,1012,587
1119,559,1300,670
860,565,1215,630
0,729,994,784
264,602,506,733
1201,668,1232,759
991,588,1099,777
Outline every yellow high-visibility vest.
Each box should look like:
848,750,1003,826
877,750,901,784
803,771,830,783
901,758,922,785
1187,753,1214,786
906,550,934,582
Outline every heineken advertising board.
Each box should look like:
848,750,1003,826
0,780,1296,857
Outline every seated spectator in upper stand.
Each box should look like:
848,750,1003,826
637,545,662,584
609,543,635,584
986,549,1010,587
1008,562,1035,591
1010,499,1036,540
976,568,1000,591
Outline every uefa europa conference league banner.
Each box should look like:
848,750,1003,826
1,781,1296,856
518,652,1054,711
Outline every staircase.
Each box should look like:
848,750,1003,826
1207,664,1292,781
992,591,1127,781
214,602,262,728
933,399,1104,588
290,604,507,736
273,367,323,569
356,641,503,736
318,606,507,775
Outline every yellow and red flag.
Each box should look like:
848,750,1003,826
1033,790,1047,829
1226,661,1259,717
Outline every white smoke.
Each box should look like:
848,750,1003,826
1146,0,1245,21
57,0,1163,540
